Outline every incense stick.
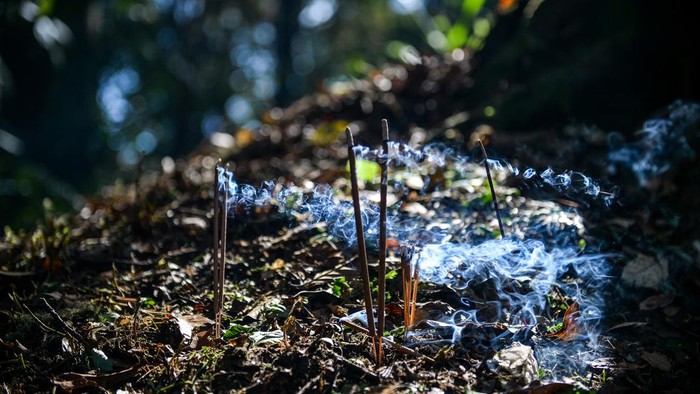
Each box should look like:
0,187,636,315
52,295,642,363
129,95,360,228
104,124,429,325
409,260,420,328
400,247,418,340
478,139,505,238
213,161,229,340
345,128,378,358
213,161,222,339
377,119,390,362
341,319,435,363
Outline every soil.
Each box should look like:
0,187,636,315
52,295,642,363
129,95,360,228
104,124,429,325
1,55,699,393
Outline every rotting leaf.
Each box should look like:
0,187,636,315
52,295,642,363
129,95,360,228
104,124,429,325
641,351,672,371
621,254,669,290
487,343,539,387
639,293,674,311
173,314,214,341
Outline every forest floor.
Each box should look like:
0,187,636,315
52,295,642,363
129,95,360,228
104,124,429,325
1,57,700,393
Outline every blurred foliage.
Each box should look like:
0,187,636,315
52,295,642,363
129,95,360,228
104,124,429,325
2,198,71,272
0,0,498,229
1,0,699,230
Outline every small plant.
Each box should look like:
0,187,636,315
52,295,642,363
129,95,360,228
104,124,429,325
332,276,352,297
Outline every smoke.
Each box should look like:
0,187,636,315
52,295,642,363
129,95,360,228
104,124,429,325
410,239,609,376
215,140,615,379
608,101,700,185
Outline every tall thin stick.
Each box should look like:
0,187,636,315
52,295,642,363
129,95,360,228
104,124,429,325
409,260,420,328
341,319,435,363
213,162,222,339
345,128,377,358
220,164,229,332
478,139,505,238
377,119,390,362
400,247,415,340
213,162,230,340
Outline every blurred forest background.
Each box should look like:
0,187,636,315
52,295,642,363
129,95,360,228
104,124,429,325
0,0,698,229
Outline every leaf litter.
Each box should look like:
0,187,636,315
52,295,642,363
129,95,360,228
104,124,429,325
1,58,700,393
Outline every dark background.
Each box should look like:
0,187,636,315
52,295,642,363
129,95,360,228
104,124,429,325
1,0,698,229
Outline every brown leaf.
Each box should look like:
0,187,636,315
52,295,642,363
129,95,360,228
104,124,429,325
548,303,581,341
52,365,140,392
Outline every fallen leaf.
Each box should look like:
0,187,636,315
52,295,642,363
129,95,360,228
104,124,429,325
639,293,674,310
621,254,668,290
52,365,140,392
173,314,214,341
487,343,539,387
548,303,581,341
89,348,114,372
641,351,671,371
250,330,285,345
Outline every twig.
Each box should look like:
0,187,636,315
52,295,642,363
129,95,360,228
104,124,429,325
132,299,142,348
377,119,390,364
345,127,377,359
22,303,63,336
341,320,435,363
40,298,86,346
478,139,505,238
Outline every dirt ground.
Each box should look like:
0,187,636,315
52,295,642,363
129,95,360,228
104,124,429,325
1,56,699,393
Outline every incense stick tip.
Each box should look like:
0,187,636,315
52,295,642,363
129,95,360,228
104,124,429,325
381,119,389,140
345,127,354,145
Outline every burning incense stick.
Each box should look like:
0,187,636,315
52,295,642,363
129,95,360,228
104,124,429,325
478,139,505,238
377,119,390,361
213,161,229,340
345,127,378,358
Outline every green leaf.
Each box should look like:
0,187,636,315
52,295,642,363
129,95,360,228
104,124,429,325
332,276,351,297
141,297,156,309
385,270,399,280
347,159,381,183
446,23,468,50
462,0,485,16
263,302,287,317
223,322,254,340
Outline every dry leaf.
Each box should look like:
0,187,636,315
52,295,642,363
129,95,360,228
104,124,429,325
621,254,668,290
639,293,674,311
641,351,671,371
548,303,581,341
